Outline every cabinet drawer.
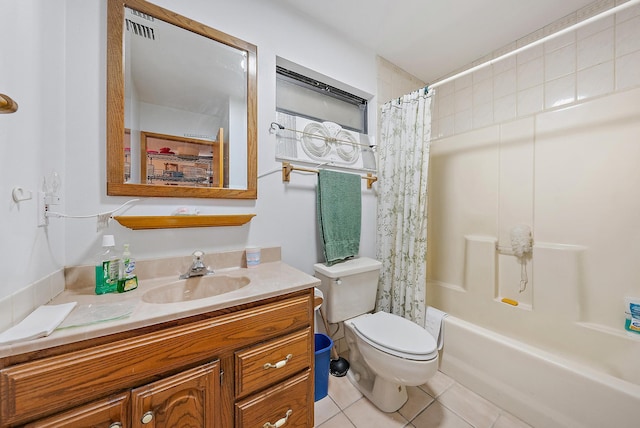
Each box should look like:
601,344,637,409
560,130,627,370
23,392,130,428
0,294,311,426
235,370,313,428
235,328,312,398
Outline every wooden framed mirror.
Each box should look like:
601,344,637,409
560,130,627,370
107,0,257,199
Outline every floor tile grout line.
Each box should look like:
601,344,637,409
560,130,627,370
433,395,501,428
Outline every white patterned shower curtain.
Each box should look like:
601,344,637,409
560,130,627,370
376,88,432,326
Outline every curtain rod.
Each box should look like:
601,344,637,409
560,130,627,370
428,0,640,90
270,122,375,148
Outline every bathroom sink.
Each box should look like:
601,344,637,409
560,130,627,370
142,275,251,304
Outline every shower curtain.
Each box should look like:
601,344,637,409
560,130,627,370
376,88,432,326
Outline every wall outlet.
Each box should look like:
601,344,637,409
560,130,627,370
37,191,48,227
45,194,62,205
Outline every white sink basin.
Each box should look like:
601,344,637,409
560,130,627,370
142,275,250,304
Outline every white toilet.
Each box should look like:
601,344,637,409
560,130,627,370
314,257,439,412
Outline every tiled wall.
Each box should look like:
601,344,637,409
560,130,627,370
376,56,425,107
431,0,640,139
0,271,65,333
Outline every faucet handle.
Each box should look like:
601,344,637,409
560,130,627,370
192,250,204,260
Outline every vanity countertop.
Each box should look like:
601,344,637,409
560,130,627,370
0,261,320,358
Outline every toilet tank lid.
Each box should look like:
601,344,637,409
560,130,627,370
314,257,382,278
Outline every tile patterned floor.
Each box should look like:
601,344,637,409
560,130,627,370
314,371,532,428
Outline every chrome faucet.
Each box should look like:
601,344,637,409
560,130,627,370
180,250,214,279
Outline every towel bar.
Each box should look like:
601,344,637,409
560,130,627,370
281,162,377,189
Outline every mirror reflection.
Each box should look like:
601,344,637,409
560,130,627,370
107,0,257,199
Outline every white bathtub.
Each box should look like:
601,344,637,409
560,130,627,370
439,316,640,428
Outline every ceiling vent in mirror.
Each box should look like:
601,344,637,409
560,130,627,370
126,19,155,40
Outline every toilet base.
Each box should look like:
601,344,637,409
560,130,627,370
347,368,408,413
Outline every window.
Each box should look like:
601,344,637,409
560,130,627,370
276,66,368,134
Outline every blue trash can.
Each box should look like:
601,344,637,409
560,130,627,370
314,333,333,401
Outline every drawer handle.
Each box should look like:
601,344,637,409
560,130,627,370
141,411,154,424
109,423,123,428
263,353,293,369
263,409,293,428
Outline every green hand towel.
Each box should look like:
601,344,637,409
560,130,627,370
317,169,361,265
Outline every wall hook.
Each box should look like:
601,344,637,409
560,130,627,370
12,187,32,202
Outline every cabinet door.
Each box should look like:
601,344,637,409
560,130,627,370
131,361,220,428
24,392,130,428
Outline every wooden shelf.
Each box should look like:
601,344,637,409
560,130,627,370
113,214,255,230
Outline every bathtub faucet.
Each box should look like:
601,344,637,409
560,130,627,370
180,250,214,279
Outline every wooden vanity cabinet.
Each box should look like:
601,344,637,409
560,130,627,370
0,289,314,428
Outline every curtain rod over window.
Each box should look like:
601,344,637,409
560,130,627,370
428,0,640,90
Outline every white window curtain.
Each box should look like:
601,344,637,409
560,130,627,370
376,88,432,326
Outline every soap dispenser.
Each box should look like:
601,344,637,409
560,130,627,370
117,243,138,292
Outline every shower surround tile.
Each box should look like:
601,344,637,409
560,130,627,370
544,74,576,108
615,50,640,89
545,44,576,81
473,101,494,129
576,14,613,39
517,57,543,90
615,15,640,56
577,27,614,70
493,94,517,123
494,68,517,99
454,109,472,134
473,78,493,105
517,85,544,116
577,61,614,99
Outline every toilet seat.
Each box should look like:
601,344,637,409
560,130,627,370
350,311,438,361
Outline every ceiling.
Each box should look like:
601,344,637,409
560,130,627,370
273,0,596,84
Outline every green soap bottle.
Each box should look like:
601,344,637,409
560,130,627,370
95,235,120,294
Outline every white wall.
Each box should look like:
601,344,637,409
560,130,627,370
0,0,68,327
0,0,378,325
427,3,640,385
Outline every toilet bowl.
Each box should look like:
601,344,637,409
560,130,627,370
313,257,440,412
344,311,438,412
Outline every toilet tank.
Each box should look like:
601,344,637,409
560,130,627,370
313,257,382,324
